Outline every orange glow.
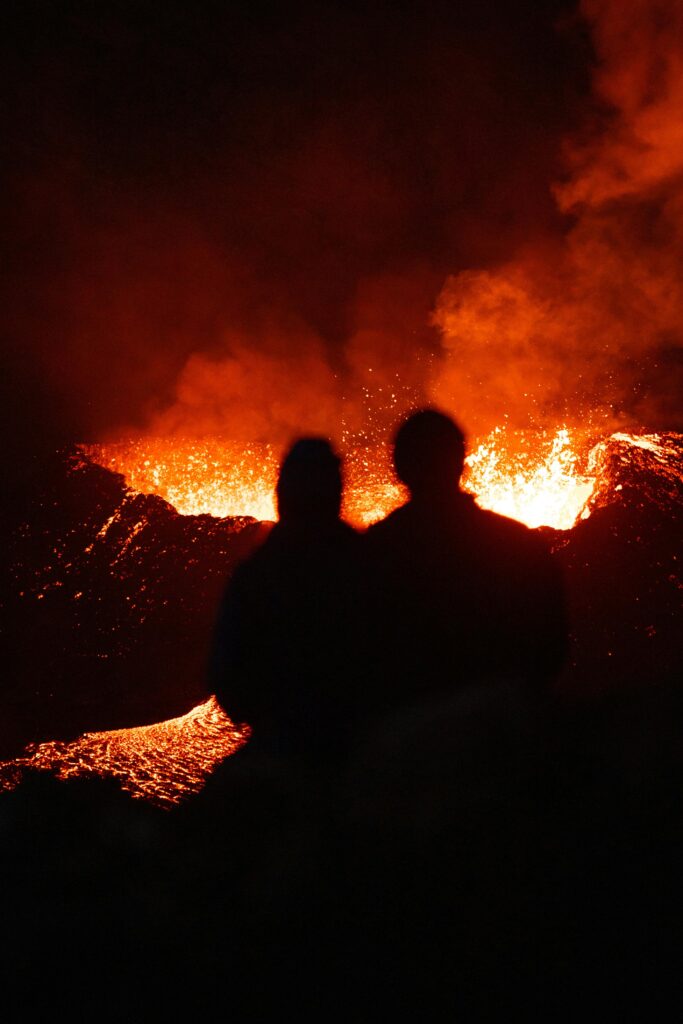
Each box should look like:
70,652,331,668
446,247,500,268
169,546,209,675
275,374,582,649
0,697,247,808
463,428,596,531
3,429,680,806
430,2,683,438
83,439,281,521
82,427,597,532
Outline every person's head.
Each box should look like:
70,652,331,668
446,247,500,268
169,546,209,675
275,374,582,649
393,408,466,497
276,438,343,524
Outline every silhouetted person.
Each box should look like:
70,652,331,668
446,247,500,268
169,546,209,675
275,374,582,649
364,409,567,716
209,439,363,774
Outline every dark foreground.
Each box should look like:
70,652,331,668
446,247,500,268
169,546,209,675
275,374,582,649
1,436,682,1012
2,679,683,1017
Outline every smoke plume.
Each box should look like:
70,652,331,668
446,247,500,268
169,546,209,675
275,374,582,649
1,0,575,446
432,0,683,436
5,1,681,446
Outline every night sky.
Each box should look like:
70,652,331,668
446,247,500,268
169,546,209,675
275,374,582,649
6,0,680,447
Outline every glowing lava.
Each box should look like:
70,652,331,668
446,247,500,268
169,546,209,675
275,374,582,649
0,697,248,808
83,427,596,531
464,428,595,531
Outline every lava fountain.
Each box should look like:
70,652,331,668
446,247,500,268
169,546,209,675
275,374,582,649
82,426,597,532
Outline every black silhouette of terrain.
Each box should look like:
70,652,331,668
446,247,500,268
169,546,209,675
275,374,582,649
2,448,265,755
2,434,681,758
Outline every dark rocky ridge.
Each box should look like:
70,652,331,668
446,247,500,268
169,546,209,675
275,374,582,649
553,433,682,698
2,435,681,758
2,448,266,756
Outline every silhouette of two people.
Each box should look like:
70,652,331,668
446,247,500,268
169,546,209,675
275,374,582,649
210,410,566,771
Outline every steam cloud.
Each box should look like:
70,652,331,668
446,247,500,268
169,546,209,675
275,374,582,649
3,1,681,446
432,0,683,435
150,330,344,444
1,1,570,446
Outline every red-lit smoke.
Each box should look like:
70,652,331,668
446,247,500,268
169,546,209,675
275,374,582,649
431,0,683,436
3,2,681,449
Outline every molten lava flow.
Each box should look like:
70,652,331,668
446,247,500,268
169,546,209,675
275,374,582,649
83,427,597,531
0,697,248,808
463,428,596,531
84,439,281,521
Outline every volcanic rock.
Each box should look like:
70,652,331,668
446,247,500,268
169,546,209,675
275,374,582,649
2,447,265,754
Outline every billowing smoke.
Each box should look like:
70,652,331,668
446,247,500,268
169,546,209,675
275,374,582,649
432,0,683,436
149,328,344,444
150,265,441,447
1,1,575,448
6,2,681,448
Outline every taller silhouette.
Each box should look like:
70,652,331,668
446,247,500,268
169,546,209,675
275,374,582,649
210,439,363,772
364,409,567,714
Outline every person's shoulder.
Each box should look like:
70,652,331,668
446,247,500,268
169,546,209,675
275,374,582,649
229,522,278,580
475,504,531,536
336,519,361,539
469,502,551,553
366,503,411,532
333,519,364,551
364,504,410,541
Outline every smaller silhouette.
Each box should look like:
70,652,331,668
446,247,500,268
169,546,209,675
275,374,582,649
210,439,363,773
364,409,567,715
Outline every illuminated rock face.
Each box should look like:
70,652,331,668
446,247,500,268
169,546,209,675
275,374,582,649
1,433,681,805
553,433,683,698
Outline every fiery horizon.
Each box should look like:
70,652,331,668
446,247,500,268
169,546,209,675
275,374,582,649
3,427,679,806
82,426,602,532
